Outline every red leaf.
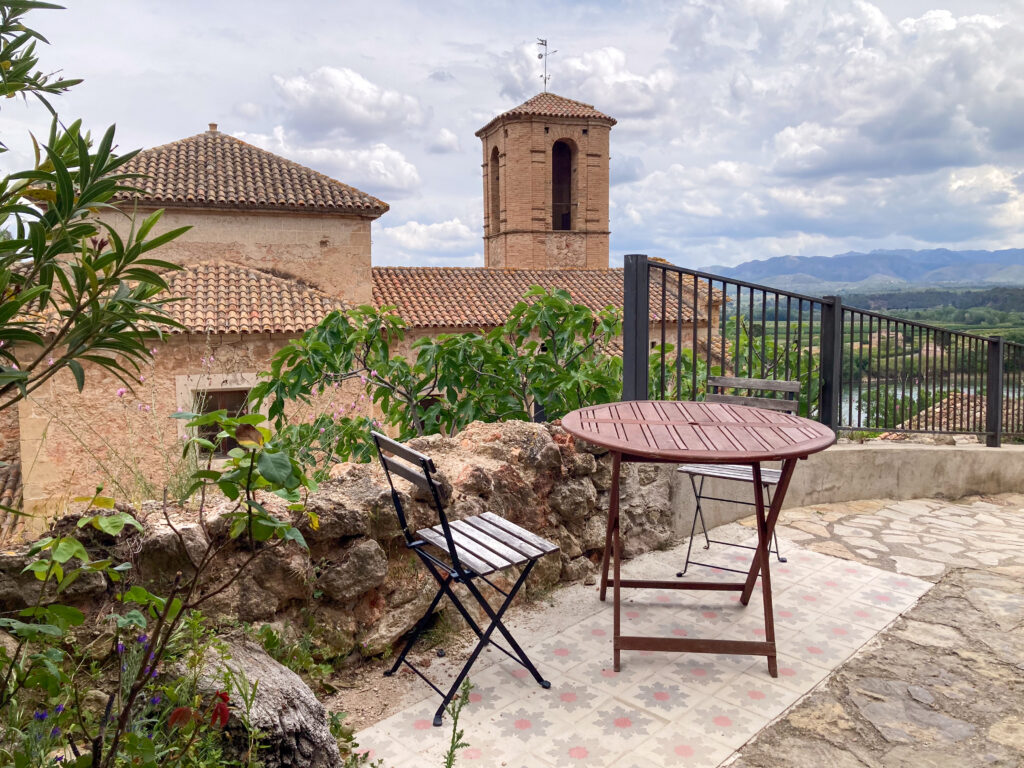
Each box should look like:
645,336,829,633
168,706,194,729
210,693,230,729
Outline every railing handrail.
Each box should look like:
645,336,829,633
624,254,1023,445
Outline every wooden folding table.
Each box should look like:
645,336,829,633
561,400,835,675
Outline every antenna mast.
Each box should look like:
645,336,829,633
537,38,557,91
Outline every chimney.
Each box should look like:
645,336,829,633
208,122,218,133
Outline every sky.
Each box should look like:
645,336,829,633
1,0,1022,270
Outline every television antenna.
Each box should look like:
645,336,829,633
537,38,556,91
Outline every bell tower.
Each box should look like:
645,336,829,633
476,92,616,270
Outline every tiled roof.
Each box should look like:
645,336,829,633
371,267,711,329
164,262,344,335
0,460,23,544
476,92,616,136
114,128,389,216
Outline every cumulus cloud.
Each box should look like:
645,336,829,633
378,218,477,252
272,66,425,141
234,126,420,196
427,128,460,154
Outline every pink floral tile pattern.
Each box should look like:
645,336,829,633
356,534,931,768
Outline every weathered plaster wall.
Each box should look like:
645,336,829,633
95,207,374,306
18,333,368,517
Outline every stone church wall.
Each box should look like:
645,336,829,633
95,207,374,306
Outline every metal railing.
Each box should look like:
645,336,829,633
622,254,1024,446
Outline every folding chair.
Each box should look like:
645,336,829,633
372,431,558,726
677,376,801,577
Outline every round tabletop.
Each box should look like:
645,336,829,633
561,401,836,463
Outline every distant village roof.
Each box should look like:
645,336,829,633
165,261,343,335
476,92,617,136
115,125,389,217
371,267,709,329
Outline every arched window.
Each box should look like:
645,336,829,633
551,140,576,230
489,146,501,235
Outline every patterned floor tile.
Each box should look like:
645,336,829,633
539,724,620,766
849,582,923,612
638,722,737,768
566,650,669,695
866,570,931,596
685,696,772,749
582,699,663,751
765,653,833,692
716,672,803,719
617,677,702,718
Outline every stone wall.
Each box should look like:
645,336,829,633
17,332,367,517
1,419,677,661
95,207,374,307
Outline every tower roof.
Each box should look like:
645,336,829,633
475,92,616,136
114,126,389,217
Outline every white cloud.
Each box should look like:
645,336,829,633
378,218,476,252
272,66,425,141
234,127,421,196
427,128,460,154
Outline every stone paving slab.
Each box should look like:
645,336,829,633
356,537,930,767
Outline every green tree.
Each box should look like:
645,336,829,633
251,287,623,471
0,1,187,416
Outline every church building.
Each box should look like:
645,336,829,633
2,92,711,526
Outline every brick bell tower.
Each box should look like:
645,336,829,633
476,92,616,270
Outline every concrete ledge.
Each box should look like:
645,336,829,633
670,443,1024,532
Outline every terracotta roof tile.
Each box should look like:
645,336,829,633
371,267,711,329
164,262,344,335
114,129,389,216
476,92,616,136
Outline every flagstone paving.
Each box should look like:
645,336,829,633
354,494,1024,767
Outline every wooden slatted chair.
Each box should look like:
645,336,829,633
371,431,558,726
677,376,801,577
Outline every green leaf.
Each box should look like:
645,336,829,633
257,449,292,485
67,359,85,391
51,537,88,564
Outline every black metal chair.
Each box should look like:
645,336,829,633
677,376,801,577
371,431,558,726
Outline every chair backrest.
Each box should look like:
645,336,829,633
705,376,800,414
371,431,465,573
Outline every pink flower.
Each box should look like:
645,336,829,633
10,363,17,370
319,427,325,433
150,347,157,355
46,357,54,367
116,388,127,398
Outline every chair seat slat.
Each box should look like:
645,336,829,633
433,524,514,571
461,516,545,559
678,463,782,485
450,519,530,566
416,528,496,575
480,512,559,555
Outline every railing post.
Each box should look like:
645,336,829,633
986,336,1004,447
819,296,843,431
622,253,649,401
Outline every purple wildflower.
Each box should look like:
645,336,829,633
54,704,64,715
117,642,125,654
137,634,148,644
150,695,161,706
50,726,61,738
33,710,47,721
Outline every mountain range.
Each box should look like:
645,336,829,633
701,248,1024,294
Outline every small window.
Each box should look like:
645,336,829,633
194,388,250,455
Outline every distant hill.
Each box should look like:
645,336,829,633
701,249,1024,294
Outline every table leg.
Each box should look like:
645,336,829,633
750,464,778,677
599,451,622,603
741,457,797,607
613,514,622,672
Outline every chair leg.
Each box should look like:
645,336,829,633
385,572,450,677
764,484,787,563
678,475,710,577
432,562,547,726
